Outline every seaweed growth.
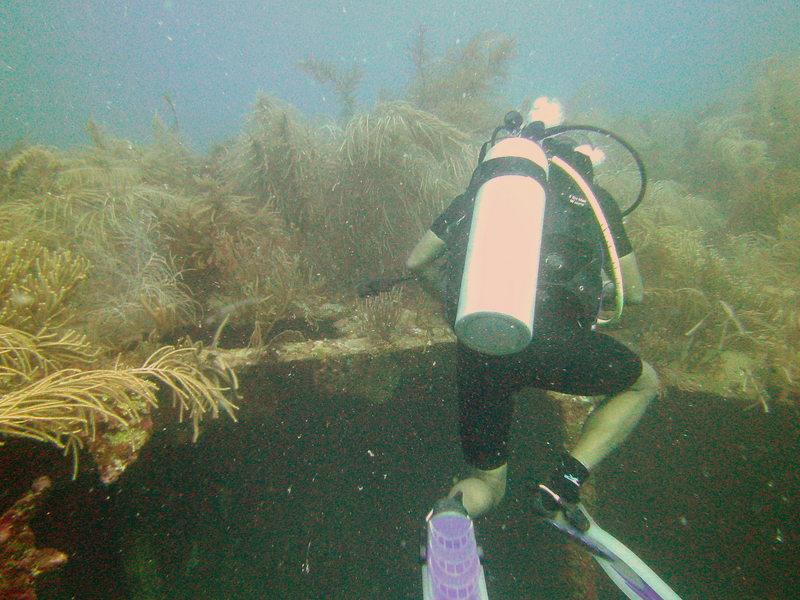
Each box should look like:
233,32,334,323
218,31,520,296
609,56,800,408
220,92,475,291
0,237,237,479
333,101,474,282
407,29,517,135
0,122,206,346
297,57,364,122
622,196,800,408
221,93,336,232
354,289,405,341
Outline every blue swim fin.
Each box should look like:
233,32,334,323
545,506,683,600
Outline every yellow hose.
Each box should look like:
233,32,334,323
550,155,624,326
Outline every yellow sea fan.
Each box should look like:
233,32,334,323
0,342,238,473
0,240,89,332
133,344,239,442
0,325,97,387
0,367,156,453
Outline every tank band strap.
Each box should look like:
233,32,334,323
468,156,547,193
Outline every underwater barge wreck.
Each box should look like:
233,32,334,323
4,50,800,595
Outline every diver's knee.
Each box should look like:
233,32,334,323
448,463,508,517
475,463,508,503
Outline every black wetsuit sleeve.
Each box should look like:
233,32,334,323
597,187,633,257
430,192,473,245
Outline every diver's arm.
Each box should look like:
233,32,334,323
619,253,644,304
405,230,447,297
406,230,446,271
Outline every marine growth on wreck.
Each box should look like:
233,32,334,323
1,25,799,597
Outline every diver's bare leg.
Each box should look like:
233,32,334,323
571,361,659,470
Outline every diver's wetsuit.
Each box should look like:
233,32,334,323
430,143,642,470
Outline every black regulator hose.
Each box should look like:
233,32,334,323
480,110,527,163
542,124,647,217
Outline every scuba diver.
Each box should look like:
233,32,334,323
405,98,659,530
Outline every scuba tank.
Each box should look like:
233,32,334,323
453,108,646,356
454,114,550,356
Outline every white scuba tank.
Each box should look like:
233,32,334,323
454,137,549,355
